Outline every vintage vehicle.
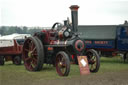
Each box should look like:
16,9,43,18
78,22,128,62
0,33,30,65
22,5,100,76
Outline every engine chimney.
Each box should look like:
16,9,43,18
70,5,79,32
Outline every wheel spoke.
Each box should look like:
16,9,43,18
91,64,94,70
24,48,29,52
92,55,96,60
31,42,34,50
32,52,38,56
61,68,65,73
91,65,93,70
28,64,33,70
32,47,36,53
32,60,37,67
31,47,37,56
62,63,66,67
25,57,32,62
26,40,30,45
59,55,62,62
28,44,31,51
32,57,37,64
62,59,66,67
62,57,64,61
93,63,96,69
90,62,96,70
29,41,33,51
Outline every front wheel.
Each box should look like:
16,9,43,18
85,49,100,72
55,51,70,76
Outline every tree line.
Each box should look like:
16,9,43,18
0,26,44,36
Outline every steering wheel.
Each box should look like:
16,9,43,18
51,22,63,30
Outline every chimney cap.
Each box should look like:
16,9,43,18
70,5,79,11
124,20,128,24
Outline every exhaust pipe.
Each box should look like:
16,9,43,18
70,5,79,32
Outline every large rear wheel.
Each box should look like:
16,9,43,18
22,36,44,71
56,51,70,76
85,49,100,72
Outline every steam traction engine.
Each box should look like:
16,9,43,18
22,5,100,76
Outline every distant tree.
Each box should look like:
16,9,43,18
22,26,28,34
15,26,23,34
7,26,16,34
0,26,8,35
0,26,43,35
28,28,42,35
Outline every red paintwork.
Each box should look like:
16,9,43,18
75,40,85,52
42,30,50,44
71,55,74,60
42,29,58,44
85,48,118,56
0,40,22,61
70,5,79,11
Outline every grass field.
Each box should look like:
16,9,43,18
0,57,128,85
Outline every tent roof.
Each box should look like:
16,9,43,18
0,33,31,40
78,25,117,40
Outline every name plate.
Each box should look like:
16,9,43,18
77,56,90,75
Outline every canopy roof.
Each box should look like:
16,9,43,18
0,33,31,40
78,25,117,40
0,33,31,47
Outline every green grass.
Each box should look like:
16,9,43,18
99,57,128,73
0,63,80,80
0,56,128,83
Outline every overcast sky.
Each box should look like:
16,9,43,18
1,0,128,27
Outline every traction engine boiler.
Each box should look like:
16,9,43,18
22,5,100,76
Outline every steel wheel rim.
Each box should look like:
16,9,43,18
56,54,67,76
23,39,38,71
